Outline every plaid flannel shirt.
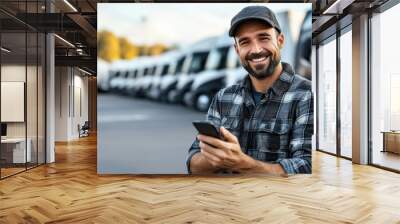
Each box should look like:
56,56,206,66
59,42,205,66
187,62,313,174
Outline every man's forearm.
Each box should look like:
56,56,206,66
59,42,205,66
238,157,286,175
190,152,286,175
189,152,220,174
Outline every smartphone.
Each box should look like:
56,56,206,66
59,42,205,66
192,121,221,139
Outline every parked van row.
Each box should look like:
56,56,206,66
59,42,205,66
99,33,247,112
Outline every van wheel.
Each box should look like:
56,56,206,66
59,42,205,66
195,93,211,112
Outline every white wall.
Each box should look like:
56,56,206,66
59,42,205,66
1,65,26,81
1,65,32,138
1,65,26,134
1,63,46,164
55,66,69,141
55,67,89,141
75,73,89,123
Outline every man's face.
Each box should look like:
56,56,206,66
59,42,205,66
234,20,284,80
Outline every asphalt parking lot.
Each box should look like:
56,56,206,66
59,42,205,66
98,93,205,174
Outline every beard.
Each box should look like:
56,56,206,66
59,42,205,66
241,50,280,80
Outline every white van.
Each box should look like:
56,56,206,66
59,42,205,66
97,59,110,92
139,58,159,98
108,60,133,93
126,57,153,97
147,50,180,100
183,33,246,111
158,51,187,102
167,36,218,104
123,58,145,95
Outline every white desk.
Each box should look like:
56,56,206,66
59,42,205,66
1,138,31,163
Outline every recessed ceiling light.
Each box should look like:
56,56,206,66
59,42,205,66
54,34,75,48
1,47,11,53
78,67,92,76
63,0,78,12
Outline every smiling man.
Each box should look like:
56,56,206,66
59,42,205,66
186,6,313,175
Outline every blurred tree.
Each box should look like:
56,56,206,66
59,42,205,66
97,31,120,62
139,45,149,56
120,37,140,60
149,43,167,56
97,33,171,59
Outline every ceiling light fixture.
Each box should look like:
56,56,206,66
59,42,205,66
63,0,78,12
1,47,11,53
76,48,84,55
323,0,354,15
54,34,75,48
78,67,92,76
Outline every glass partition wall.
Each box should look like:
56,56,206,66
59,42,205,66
315,0,400,173
339,28,352,159
315,26,353,160
317,36,337,155
370,3,400,172
0,1,46,179
0,30,28,177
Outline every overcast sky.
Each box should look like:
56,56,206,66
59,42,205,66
98,3,310,48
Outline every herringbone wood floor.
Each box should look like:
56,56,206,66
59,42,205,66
0,134,400,224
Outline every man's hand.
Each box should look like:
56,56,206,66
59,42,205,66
198,127,286,175
197,127,256,172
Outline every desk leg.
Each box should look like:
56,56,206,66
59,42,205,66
382,133,386,153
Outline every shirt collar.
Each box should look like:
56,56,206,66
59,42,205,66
239,62,295,96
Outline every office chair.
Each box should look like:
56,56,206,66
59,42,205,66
79,121,90,138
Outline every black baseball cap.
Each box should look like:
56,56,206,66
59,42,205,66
229,6,281,37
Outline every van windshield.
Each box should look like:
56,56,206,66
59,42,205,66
133,70,138,78
207,46,230,71
215,47,230,70
161,64,169,76
175,56,186,75
189,51,209,74
143,68,149,76
151,65,157,75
